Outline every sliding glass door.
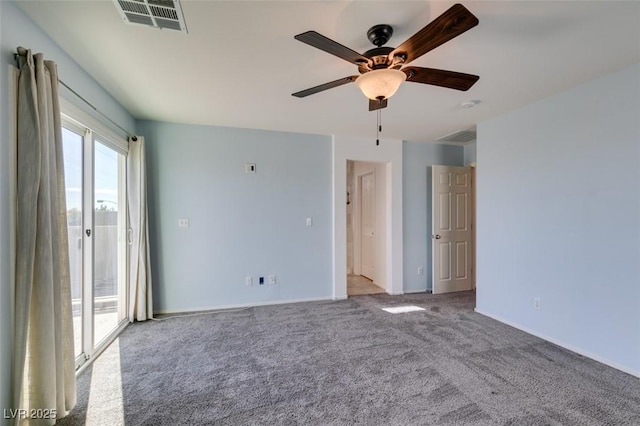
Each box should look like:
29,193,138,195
93,140,127,345
62,118,128,366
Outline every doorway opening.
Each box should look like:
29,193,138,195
346,160,388,296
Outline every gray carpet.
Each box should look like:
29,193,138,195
57,291,640,425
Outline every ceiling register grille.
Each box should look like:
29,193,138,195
436,129,477,144
114,0,188,32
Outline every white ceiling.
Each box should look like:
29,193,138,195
16,1,640,143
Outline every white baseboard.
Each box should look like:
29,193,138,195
154,296,334,315
474,308,640,378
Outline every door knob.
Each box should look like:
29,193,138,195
434,234,441,239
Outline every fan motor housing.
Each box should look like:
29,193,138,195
359,25,405,73
360,46,399,73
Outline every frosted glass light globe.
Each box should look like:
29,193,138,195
355,69,406,100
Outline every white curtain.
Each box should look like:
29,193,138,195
13,47,76,425
127,136,153,321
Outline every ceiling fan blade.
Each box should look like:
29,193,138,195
295,31,371,66
390,4,478,65
369,98,388,111
403,67,479,91
292,76,358,98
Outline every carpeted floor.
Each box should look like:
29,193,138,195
57,291,640,425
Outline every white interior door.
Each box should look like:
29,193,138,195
360,172,375,280
432,165,473,294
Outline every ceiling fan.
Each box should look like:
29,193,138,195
292,3,480,111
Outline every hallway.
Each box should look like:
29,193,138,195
347,274,385,296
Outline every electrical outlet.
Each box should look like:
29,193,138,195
178,218,189,228
417,267,424,276
259,276,265,285
268,275,276,285
533,297,541,310
245,276,253,286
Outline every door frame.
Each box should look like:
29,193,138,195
470,164,476,289
332,135,404,299
61,99,130,371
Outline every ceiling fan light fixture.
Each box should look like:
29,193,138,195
355,69,406,100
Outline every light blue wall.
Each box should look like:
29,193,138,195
137,120,333,312
402,142,464,293
463,143,477,165
0,1,136,416
476,63,640,375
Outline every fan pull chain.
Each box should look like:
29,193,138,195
376,105,382,146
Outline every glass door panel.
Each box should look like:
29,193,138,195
93,140,123,346
62,127,84,360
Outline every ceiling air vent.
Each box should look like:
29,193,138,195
113,0,188,33
436,128,477,144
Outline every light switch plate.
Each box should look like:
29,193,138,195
178,218,189,228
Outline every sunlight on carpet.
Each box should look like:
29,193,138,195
86,339,124,425
381,305,425,314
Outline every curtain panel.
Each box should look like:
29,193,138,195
127,136,153,321
13,47,76,425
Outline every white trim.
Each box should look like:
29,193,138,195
60,97,128,154
154,296,335,315
353,169,361,277
81,128,94,358
474,308,640,378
